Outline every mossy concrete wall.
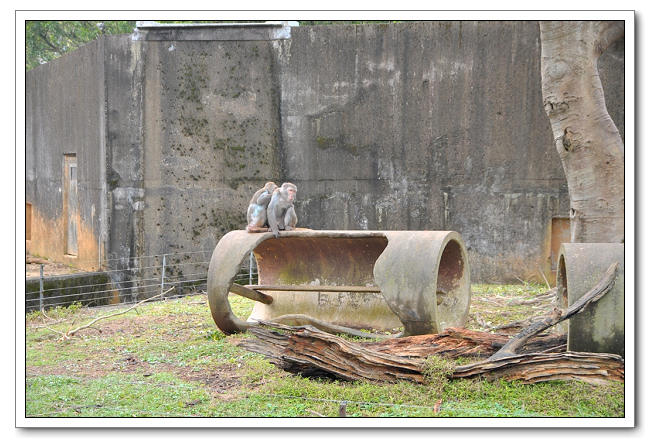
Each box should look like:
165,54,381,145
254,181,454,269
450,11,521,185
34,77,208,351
138,35,282,269
274,21,624,282
25,21,625,284
132,24,285,283
26,24,285,285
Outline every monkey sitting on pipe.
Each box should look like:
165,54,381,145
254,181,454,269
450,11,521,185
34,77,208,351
267,182,298,238
246,181,277,232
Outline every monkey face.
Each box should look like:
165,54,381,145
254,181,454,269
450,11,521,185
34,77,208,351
287,187,296,202
279,182,297,202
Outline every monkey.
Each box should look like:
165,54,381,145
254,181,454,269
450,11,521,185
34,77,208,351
246,181,278,232
267,182,298,238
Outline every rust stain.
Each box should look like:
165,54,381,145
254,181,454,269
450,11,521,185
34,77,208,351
28,206,101,271
550,217,571,270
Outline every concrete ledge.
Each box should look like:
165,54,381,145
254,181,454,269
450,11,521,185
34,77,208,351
133,21,296,41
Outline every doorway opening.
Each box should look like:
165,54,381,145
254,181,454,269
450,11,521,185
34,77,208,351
550,216,571,276
64,155,78,256
26,203,32,253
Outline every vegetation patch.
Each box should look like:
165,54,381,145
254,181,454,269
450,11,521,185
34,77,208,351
24,286,625,418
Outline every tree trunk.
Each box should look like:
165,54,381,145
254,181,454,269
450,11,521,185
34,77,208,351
539,21,625,243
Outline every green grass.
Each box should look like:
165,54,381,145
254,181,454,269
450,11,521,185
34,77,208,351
471,282,549,297
467,283,554,329
24,288,625,419
26,373,212,417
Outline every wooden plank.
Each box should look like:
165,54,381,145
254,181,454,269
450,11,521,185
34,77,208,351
229,283,274,304
248,284,381,293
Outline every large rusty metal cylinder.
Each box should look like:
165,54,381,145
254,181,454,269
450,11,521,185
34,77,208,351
556,243,625,357
207,230,471,337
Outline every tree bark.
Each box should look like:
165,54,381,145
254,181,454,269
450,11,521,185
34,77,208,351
361,327,566,358
241,324,566,363
239,264,622,386
239,322,622,385
539,21,625,243
453,351,623,385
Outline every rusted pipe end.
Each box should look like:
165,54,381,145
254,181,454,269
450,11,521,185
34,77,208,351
374,231,471,336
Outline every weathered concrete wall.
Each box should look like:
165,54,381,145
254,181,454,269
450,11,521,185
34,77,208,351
103,35,145,275
25,26,286,289
274,21,624,282
26,41,104,269
137,30,283,277
25,21,624,285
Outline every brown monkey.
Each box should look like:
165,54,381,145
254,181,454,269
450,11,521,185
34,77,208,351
246,181,278,232
267,182,298,237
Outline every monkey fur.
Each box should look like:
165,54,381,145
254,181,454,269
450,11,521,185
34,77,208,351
267,182,298,238
246,181,278,232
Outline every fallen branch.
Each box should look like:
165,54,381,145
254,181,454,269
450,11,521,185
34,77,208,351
489,262,618,360
30,308,74,328
241,322,424,382
361,326,566,358
539,267,551,290
453,351,623,386
240,323,566,367
41,308,58,322
46,287,174,340
239,322,621,385
237,264,623,385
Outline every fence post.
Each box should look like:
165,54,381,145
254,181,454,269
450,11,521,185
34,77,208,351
339,401,347,417
161,254,166,299
39,264,44,311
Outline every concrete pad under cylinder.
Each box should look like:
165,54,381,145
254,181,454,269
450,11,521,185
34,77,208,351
207,230,471,336
556,243,625,357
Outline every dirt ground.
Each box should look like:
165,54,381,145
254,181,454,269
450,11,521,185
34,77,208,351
26,254,84,278
25,301,250,399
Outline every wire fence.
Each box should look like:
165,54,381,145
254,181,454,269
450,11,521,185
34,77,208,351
25,250,259,312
